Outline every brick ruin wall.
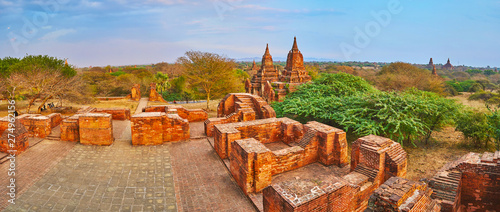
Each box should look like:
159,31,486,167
205,93,276,137
1,113,61,138
143,105,207,122
131,112,189,145
214,118,348,195
260,135,408,212
125,84,141,101
78,113,114,146
148,83,167,103
60,115,80,142
366,176,441,212
0,119,29,155
429,151,500,212
77,107,131,120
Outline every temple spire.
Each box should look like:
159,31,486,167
292,36,298,51
265,43,270,55
432,65,437,76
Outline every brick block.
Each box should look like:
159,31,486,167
78,113,113,145
60,118,79,142
0,119,29,155
47,113,62,128
131,112,164,145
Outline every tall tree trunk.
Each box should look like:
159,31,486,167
206,91,210,111
37,95,52,113
26,93,40,114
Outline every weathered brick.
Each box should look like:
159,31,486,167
78,113,114,145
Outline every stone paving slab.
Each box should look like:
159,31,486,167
170,138,256,212
4,140,177,212
0,140,76,210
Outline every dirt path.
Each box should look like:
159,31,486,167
134,98,148,114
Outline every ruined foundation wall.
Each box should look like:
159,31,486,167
90,108,131,120
130,112,189,145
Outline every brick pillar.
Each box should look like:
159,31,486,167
131,112,163,145
78,113,114,145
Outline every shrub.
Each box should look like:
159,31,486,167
455,109,490,148
469,83,484,92
274,73,459,146
469,90,499,101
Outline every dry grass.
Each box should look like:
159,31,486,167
447,92,495,112
148,99,220,118
404,127,471,180
404,93,497,180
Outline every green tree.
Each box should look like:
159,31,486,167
7,55,77,113
487,106,500,150
153,72,170,93
177,51,240,110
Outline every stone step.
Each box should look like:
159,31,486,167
353,165,378,179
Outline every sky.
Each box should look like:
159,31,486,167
1,0,499,68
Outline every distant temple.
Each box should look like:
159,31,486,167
443,58,453,70
427,57,434,69
245,37,311,102
432,65,438,76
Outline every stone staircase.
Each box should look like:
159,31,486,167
429,170,461,205
45,126,61,141
385,143,407,165
353,164,378,180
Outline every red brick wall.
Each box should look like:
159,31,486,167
131,113,163,145
60,119,79,142
78,113,114,146
459,166,500,211
130,112,189,145
47,113,62,128
26,117,52,138
91,108,131,120
143,105,168,113
0,117,8,136
0,119,29,155
162,114,190,142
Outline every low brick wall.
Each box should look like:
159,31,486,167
47,113,62,128
60,115,80,142
428,151,500,212
78,113,114,146
26,116,52,138
143,105,167,113
0,119,29,155
143,105,207,122
0,116,9,136
226,119,349,195
91,108,131,120
131,112,189,145
263,177,357,212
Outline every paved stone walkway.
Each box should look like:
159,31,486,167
135,98,148,114
0,140,76,210
170,135,256,212
3,120,176,212
2,103,256,212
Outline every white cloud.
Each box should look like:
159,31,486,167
39,29,76,41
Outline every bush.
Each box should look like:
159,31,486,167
274,73,459,146
469,90,499,101
455,109,490,148
469,83,484,92
486,97,500,105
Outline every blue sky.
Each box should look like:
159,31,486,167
1,0,499,67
